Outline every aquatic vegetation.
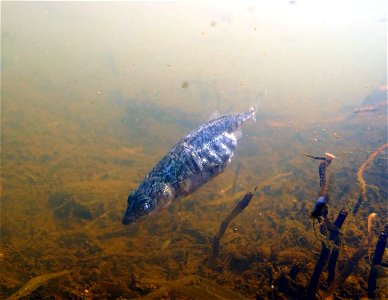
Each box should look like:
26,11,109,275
306,154,350,297
305,144,388,299
367,212,377,243
141,275,248,300
6,270,69,300
353,144,388,214
2,116,386,299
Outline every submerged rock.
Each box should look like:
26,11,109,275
48,192,93,222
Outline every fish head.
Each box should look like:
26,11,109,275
122,181,176,225
122,193,157,225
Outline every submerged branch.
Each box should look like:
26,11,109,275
306,242,331,299
327,209,348,284
211,189,255,259
306,152,337,298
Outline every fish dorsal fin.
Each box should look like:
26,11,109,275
208,111,221,121
235,128,243,140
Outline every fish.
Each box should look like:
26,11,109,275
122,107,256,225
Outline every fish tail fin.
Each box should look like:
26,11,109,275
250,90,266,122
249,103,258,122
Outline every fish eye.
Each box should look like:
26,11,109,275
139,202,152,214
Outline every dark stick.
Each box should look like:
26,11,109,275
304,154,333,196
309,154,334,219
306,215,330,299
306,154,334,298
306,242,331,299
352,194,363,215
318,159,332,196
327,249,340,284
303,154,326,161
327,209,348,284
333,209,348,229
367,224,388,298
211,190,255,259
371,224,388,265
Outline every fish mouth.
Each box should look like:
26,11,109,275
122,215,136,225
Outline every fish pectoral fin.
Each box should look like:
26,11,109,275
173,179,191,195
180,180,192,193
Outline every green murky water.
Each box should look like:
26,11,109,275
1,2,387,299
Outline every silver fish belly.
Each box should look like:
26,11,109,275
122,107,256,225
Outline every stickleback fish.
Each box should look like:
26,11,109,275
122,107,256,225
